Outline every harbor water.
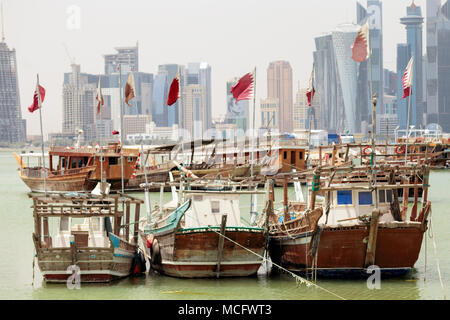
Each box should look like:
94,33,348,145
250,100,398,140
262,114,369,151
0,150,448,300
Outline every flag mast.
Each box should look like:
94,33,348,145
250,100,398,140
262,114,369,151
36,74,47,195
250,67,257,221
97,75,105,194
366,20,379,209
404,57,414,164
119,64,125,196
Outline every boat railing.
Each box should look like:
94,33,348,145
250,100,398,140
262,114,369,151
50,146,96,153
21,167,49,178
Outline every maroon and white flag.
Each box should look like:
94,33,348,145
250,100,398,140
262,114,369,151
96,75,104,114
112,130,120,135
402,56,414,99
167,74,180,106
306,66,315,107
351,21,370,63
230,69,255,103
28,82,46,113
125,72,135,106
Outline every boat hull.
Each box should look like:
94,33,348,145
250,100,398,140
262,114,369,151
20,175,90,193
269,223,425,278
151,228,265,278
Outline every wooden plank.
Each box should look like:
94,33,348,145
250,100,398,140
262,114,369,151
364,209,380,267
215,214,227,277
133,203,140,245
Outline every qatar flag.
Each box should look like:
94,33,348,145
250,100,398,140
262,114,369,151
112,130,120,135
351,21,370,63
96,75,104,114
230,70,254,103
306,66,315,107
28,83,46,113
125,72,135,106
402,56,414,99
167,75,180,106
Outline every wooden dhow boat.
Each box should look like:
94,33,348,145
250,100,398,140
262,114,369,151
266,164,432,278
15,142,139,193
140,186,268,278
31,193,146,283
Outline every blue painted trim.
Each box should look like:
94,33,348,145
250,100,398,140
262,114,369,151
109,233,121,248
147,200,191,235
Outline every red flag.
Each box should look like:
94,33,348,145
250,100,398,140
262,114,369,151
28,84,45,113
351,21,370,63
402,56,414,99
125,72,135,106
96,75,104,114
112,130,120,135
306,66,315,107
167,75,180,106
230,70,254,103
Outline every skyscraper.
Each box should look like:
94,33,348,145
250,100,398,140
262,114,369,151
426,0,450,132
104,45,139,75
398,1,424,129
267,61,293,133
184,62,212,130
62,64,97,142
157,64,183,127
182,84,207,140
313,24,365,134
0,18,25,143
357,1,384,116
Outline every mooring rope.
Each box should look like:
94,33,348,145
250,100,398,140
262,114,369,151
205,225,346,300
428,212,447,300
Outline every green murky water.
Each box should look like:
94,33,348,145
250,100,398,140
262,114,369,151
0,151,448,300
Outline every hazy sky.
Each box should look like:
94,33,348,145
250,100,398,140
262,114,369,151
2,0,425,135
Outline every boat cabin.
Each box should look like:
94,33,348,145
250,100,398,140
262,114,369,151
184,192,242,228
318,184,397,226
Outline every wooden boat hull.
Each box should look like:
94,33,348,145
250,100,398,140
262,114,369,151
269,223,425,277
37,247,135,283
151,228,265,278
20,174,91,193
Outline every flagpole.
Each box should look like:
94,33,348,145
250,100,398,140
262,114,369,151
36,74,47,195
119,64,125,196
98,75,105,195
405,86,412,164
366,20,379,209
250,67,257,222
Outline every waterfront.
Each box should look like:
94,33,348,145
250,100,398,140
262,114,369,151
0,150,448,300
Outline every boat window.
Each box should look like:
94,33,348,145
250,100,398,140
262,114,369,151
211,200,220,213
337,190,353,205
100,156,105,162
299,151,303,160
90,217,101,232
109,157,119,165
127,157,134,163
358,192,373,205
378,190,386,203
283,151,287,160
60,217,70,231
386,190,393,203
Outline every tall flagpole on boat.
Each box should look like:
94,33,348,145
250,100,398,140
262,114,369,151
250,67,257,221
367,20,379,209
36,74,47,195
119,63,125,196
404,57,414,165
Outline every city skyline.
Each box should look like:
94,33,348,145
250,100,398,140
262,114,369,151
1,0,425,136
